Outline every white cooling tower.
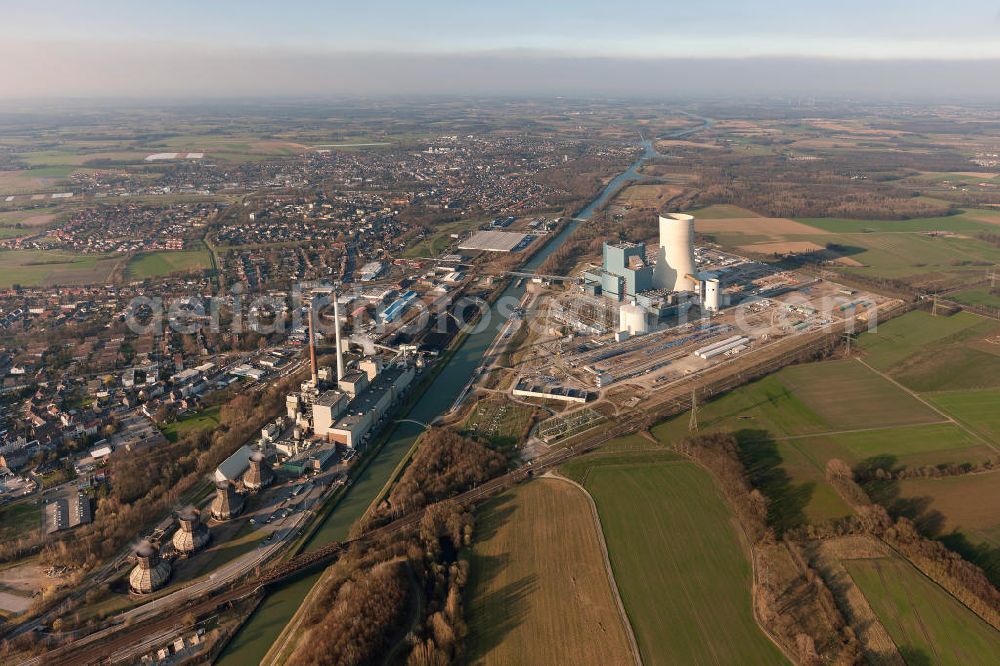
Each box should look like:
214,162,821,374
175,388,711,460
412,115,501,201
619,303,649,335
704,278,721,312
653,213,697,292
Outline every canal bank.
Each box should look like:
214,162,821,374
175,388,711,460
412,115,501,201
217,136,666,664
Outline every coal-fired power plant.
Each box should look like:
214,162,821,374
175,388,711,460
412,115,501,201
653,213,697,293
129,541,171,594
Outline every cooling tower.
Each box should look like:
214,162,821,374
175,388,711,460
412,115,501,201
129,541,171,594
243,451,274,492
653,213,697,292
211,481,244,521
172,509,210,554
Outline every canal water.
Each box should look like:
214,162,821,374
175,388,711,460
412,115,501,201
217,138,659,664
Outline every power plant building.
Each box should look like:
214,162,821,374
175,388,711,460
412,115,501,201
583,241,654,300
584,213,721,315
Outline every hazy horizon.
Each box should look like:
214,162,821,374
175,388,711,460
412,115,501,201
3,1,1000,99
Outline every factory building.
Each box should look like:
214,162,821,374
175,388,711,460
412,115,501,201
214,445,253,484
172,510,210,555
286,289,418,450
129,542,171,594
321,363,415,448
210,481,244,521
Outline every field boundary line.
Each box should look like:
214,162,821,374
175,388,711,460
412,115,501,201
544,472,642,666
855,358,999,453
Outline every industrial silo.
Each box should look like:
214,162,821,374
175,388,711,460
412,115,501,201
210,481,244,521
243,451,274,492
172,509,210,555
653,213,697,293
704,277,721,312
618,302,649,336
129,541,171,594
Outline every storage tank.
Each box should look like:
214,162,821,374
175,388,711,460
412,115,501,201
618,303,649,336
704,278,721,312
172,509,210,555
653,213,697,292
129,541,171,594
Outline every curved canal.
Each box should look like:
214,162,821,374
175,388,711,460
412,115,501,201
218,134,667,664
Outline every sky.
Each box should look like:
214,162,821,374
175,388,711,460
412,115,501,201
2,1,1000,98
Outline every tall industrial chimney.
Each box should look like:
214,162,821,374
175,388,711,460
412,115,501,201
333,288,345,381
308,298,319,386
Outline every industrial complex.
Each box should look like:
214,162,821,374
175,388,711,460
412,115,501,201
513,212,891,402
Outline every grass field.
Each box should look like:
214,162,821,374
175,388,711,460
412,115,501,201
466,478,634,666
0,249,124,287
0,499,41,541
126,248,213,279
899,471,1000,547
846,556,1000,665
652,360,938,442
402,218,483,258
950,288,1000,310
648,358,993,527
858,310,1000,391
858,310,988,371
927,389,1000,442
160,406,220,443
563,458,787,665
685,204,761,219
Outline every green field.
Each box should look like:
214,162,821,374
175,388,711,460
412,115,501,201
899,471,1000,547
467,478,635,666
0,249,124,287
795,213,997,235
401,218,483,258
846,556,1000,665
685,204,761,219
126,248,213,279
928,389,1000,442
160,406,220,443
561,453,787,665
858,310,1000,391
0,499,41,541
950,288,1000,310
858,310,990,370
648,358,995,526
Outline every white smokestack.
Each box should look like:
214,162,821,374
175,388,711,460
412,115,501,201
653,213,697,292
333,289,345,381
